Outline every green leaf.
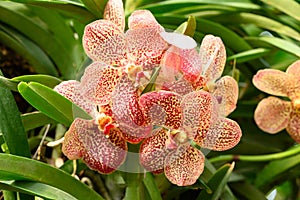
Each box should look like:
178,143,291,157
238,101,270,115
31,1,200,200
246,36,300,57
197,162,235,200
0,72,30,157
227,48,271,63
21,112,56,131
0,76,18,91
261,0,300,21
210,13,300,41
0,24,58,76
12,75,61,88
80,0,107,18
0,181,77,200
230,181,267,200
143,173,162,200
0,153,104,200
18,82,91,127
175,15,196,37
254,153,300,191
141,67,161,95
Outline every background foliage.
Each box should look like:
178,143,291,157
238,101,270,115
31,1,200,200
0,0,299,199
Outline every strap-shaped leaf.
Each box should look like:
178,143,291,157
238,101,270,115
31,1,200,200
21,112,56,131
12,75,61,88
143,172,163,200
0,181,76,200
18,82,91,127
227,48,271,63
197,162,235,200
0,153,104,200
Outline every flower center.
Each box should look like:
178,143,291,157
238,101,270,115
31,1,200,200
125,64,143,81
165,129,189,150
292,97,300,113
96,113,115,138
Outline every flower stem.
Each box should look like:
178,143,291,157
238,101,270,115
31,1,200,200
209,145,300,163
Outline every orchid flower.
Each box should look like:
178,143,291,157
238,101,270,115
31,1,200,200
53,0,166,174
139,89,242,186
158,34,239,117
253,60,300,143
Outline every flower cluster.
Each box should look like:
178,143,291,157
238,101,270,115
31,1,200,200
54,0,242,186
253,60,300,143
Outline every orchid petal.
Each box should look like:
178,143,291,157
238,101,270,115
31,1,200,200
62,118,127,174
112,75,151,143
200,35,226,82
139,91,182,129
253,69,295,97
287,111,300,143
128,10,163,31
126,28,167,70
212,76,239,116
181,90,219,139
82,20,127,65
103,0,125,31
162,78,194,96
79,62,122,106
54,80,94,114
164,144,204,186
286,60,300,97
200,118,242,151
160,32,197,49
254,96,292,134
160,46,202,83
140,129,170,174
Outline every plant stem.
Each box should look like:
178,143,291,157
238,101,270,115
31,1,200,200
209,145,300,163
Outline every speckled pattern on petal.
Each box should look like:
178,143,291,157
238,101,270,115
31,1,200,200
201,117,242,151
139,91,183,129
82,20,127,65
164,144,204,186
253,69,295,97
199,35,226,82
162,78,194,96
286,60,300,97
140,129,170,174
112,75,151,143
212,75,239,116
103,0,125,31
54,80,94,114
128,10,164,31
126,28,167,70
254,96,292,134
287,111,300,143
62,118,127,174
181,90,219,140
79,62,122,106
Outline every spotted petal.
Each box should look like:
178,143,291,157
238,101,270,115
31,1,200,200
200,118,242,151
140,129,170,174
253,69,295,97
103,0,125,31
139,91,182,129
164,144,204,186
254,96,292,134
82,20,127,65
162,78,194,96
211,76,239,116
160,46,202,83
112,75,151,143
126,28,167,70
128,10,163,31
287,111,300,143
62,118,127,174
79,62,122,106
54,80,94,114
286,60,300,97
200,35,226,82
181,90,219,140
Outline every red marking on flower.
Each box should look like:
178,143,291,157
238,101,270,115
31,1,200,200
253,60,300,142
128,10,164,31
139,91,183,129
103,0,125,31
112,75,151,143
79,62,122,106
62,118,127,174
